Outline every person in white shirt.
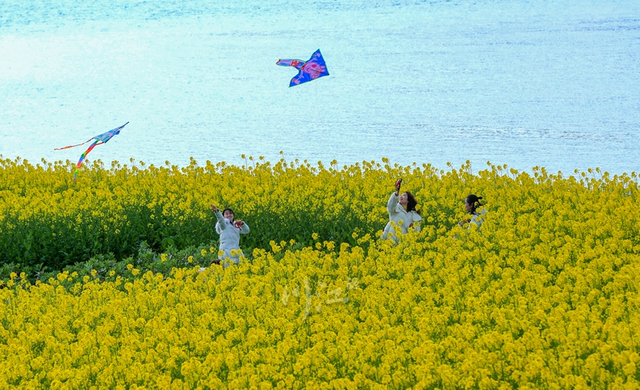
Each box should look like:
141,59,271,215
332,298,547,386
382,179,422,241
459,194,486,229
210,204,250,267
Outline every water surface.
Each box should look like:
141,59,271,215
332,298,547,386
1,0,639,175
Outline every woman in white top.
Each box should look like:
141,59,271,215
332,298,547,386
382,179,422,241
459,194,486,229
210,204,250,267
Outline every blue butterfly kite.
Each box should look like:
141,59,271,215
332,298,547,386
276,49,329,87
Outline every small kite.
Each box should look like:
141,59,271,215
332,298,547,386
55,122,128,181
276,49,329,87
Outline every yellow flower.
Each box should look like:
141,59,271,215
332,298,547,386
324,241,335,251
270,241,281,253
2,155,639,388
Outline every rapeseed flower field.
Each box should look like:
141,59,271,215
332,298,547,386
0,155,639,388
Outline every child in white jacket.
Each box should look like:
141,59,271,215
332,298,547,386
382,179,422,241
210,204,250,267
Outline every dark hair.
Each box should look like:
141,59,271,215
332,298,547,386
222,208,234,216
405,191,420,215
465,194,483,213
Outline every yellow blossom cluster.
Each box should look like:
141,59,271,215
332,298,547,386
1,225,639,388
0,155,398,266
1,155,639,387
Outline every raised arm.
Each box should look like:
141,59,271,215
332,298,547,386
210,204,227,230
387,179,403,215
387,192,399,215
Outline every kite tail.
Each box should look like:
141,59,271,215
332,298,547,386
55,138,93,151
73,140,100,182
276,59,304,69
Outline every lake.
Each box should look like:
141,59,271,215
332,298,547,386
1,0,639,175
